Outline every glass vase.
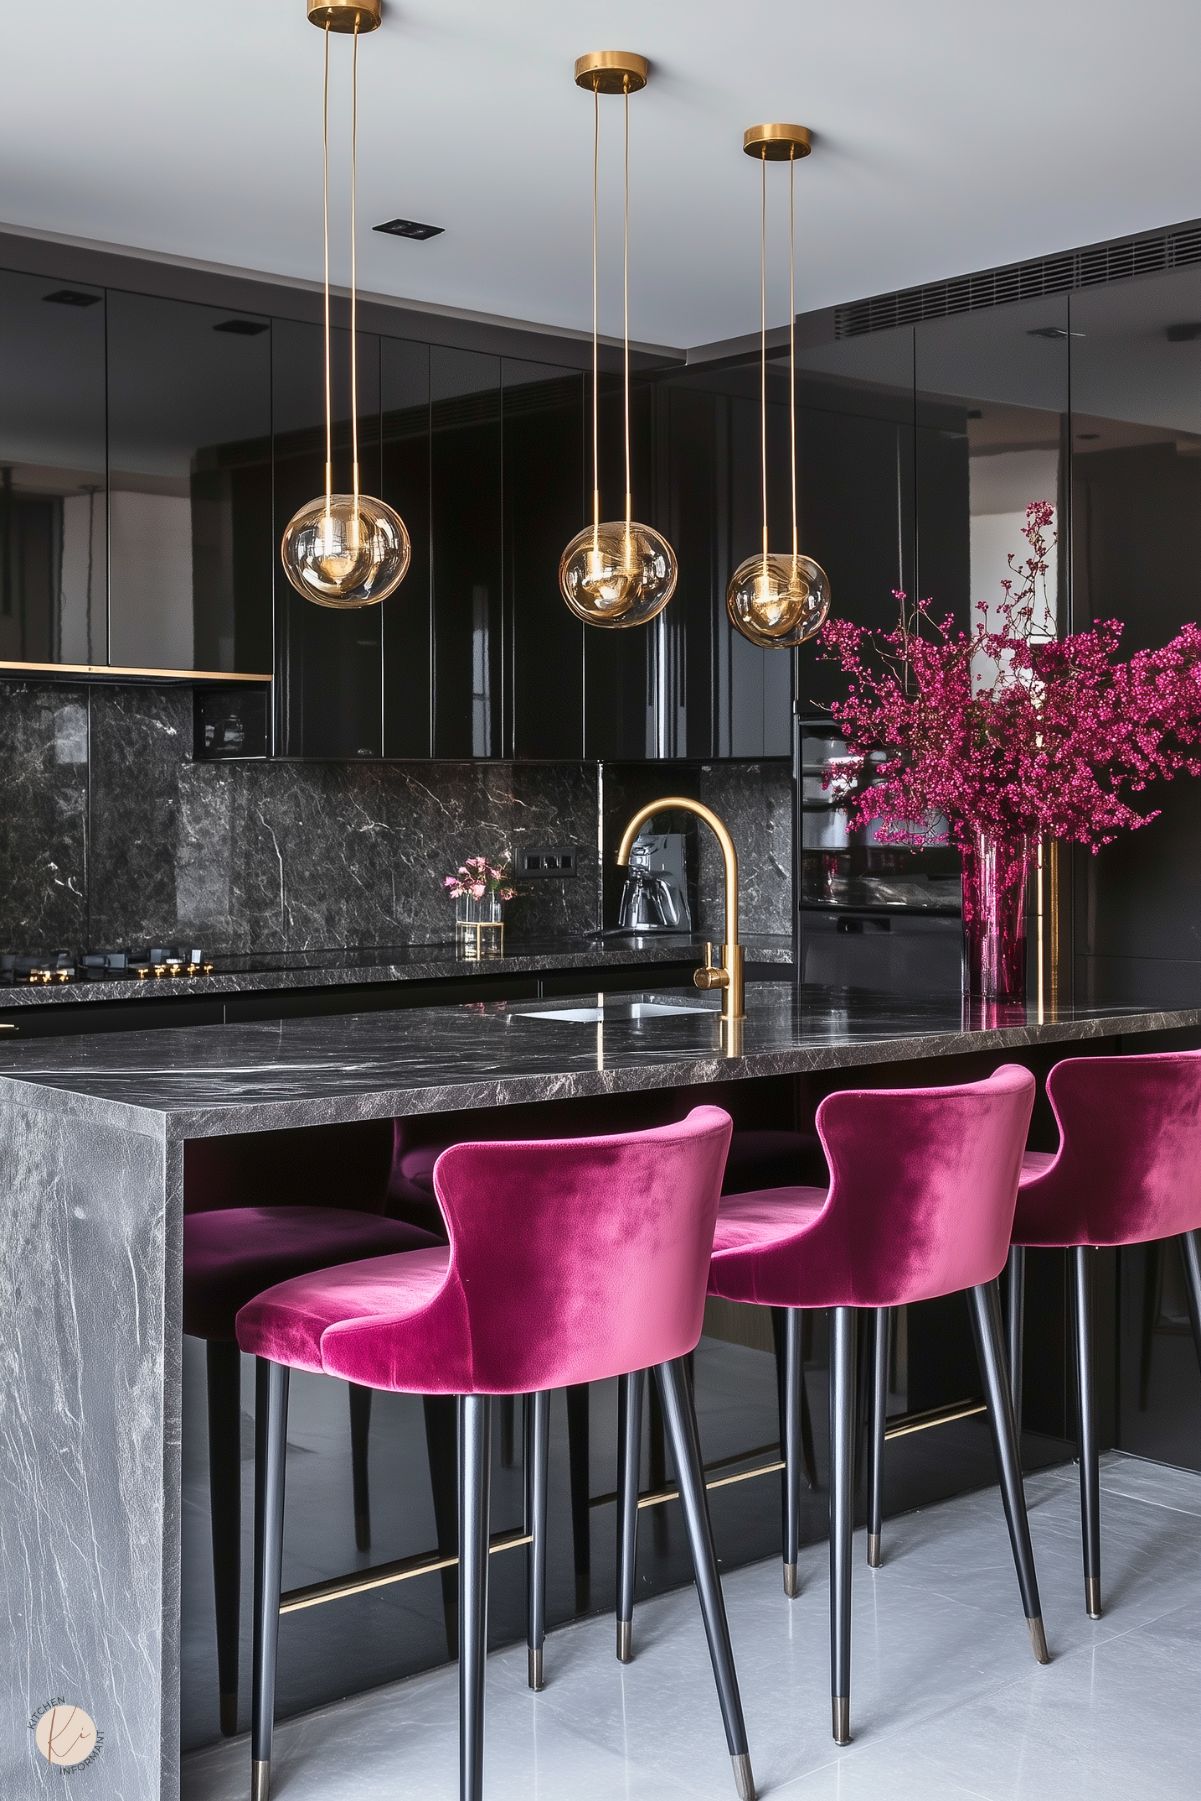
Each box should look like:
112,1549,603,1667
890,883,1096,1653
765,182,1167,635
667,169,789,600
455,891,505,961
960,834,1030,1006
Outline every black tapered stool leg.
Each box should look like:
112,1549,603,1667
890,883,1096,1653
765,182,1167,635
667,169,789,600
1071,1247,1102,1619
251,1358,290,1801
781,1308,804,1596
524,1391,549,1689
616,1369,645,1660
1179,1230,1201,1375
866,1306,888,1568
1006,1245,1026,1447
348,1382,373,1553
829,1307,857,1745
967,1280,1051,1661
423,1395,460,1660
565,1383,592,1610
205,1340,243,1738
459,1395,492,1801
655,1358,756,1801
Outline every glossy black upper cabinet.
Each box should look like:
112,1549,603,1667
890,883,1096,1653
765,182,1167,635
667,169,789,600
274,318,384,758
430,347,503,758
0,268,106,667
1070,269,1201,993
503,359,586,759
582,376,667,759
795,324,916,705
914,295,1069,633
107,291,273,676
381,338,432,758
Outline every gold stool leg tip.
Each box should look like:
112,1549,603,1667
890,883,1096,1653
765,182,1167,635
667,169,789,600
251,1758,271,1801
528,1647,544,1691
783,1561,800,1598
732,1751,756,1801
1027,1615,1051,1664
867,1531,882,1568
616,1619,633,1663
832,1696,851,1744
1085,1576,1102,1620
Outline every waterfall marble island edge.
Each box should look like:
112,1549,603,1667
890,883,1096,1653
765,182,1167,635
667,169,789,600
2,986,1201,1801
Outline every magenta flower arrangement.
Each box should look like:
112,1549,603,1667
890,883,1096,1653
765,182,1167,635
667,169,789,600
818,502,1201,1000
442,856,517,904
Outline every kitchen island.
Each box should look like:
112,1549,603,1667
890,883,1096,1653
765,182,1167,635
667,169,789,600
2,983,1199,1800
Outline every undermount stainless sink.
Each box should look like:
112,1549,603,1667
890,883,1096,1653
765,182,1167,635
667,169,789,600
516,999,708,1025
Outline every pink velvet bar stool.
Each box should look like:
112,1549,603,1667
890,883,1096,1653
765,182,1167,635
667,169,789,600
183,1133,440,1735
618,1065,1046,1747
236,1107,759,1801
1004,1050,1201,1620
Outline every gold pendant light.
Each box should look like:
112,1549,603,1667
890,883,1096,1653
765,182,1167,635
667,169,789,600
281,0,411,610
727,123,830,648
559,52,678,629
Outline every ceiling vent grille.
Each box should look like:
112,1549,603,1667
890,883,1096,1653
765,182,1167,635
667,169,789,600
834,220,1201,338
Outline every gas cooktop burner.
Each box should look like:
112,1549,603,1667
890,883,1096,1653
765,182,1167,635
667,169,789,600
0,947,215,986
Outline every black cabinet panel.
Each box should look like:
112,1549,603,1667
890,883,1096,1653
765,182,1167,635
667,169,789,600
431,346,503,757
273,318,383,757
0,268,106,665
1070,269,1201,980
503,360,586,759
583,376,665,759
381,338,432,757
107,291,272,674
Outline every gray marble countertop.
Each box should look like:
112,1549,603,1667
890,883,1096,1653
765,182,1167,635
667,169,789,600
0,981,1196,1141
0,932,792,1007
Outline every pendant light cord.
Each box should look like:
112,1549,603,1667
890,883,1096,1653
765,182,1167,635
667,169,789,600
591,82,600,543
623,82,632,528
789,152,798,564
760,149,768,566
350,17,361,511
322,21,333,510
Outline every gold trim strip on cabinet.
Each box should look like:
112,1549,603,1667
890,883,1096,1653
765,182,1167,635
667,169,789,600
0,661,272,683
273,1398,988,1614
279,1528,532,1614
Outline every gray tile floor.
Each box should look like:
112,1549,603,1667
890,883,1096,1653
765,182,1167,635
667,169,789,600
182,1451,1201,1801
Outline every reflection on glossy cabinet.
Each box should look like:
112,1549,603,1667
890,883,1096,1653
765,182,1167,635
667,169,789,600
431,346,503,758
273,317,384,757
503,359,587,759
0,268,106,666
107,290,273,675
381,337,432,757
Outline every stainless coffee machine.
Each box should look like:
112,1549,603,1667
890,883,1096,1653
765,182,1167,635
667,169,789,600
617,831,692,933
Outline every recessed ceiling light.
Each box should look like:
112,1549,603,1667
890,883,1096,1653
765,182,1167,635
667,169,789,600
43,288,101,307
373,217,444,241
213,318,269,335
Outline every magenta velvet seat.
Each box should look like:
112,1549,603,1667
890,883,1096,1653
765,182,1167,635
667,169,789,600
1006,1051,1201,1620
184,1206,439,1341
237,1108,760,1801
617,1066,1045,1749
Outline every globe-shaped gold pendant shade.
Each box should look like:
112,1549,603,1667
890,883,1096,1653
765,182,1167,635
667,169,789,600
280,493,411,610
726,552,830,647
559,519,678,628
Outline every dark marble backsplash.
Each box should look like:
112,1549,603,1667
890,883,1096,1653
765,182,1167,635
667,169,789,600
0,683,793,953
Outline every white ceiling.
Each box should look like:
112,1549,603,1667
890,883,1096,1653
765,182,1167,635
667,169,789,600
5,1,1201,349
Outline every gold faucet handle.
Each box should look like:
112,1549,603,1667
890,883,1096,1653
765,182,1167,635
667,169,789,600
694,944,730,992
